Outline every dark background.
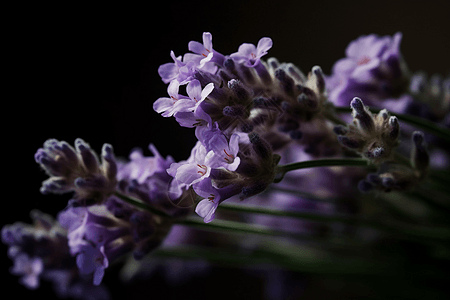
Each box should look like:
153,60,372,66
4,1,450,299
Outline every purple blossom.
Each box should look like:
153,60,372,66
332,33,397,81
166,141,217,201
158,51,197,84
326,32,409,108
153,80,191,117
2,210,112,299
186,79,215,107
114,143,194,217
75,244,108,286
34,139,118,205
116,143,174,185
187,32,225,67
193,178,221,223
60,205,131,286
9,254,44,289
153,79,214,118
174,104,212,130
230,37,273,67
198,125,241,171
169,142,216,186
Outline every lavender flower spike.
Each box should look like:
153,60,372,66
230,37,273,67
334,97,400,164
35,138,118,205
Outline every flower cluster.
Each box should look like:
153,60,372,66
2,210,111,299
13,139,194,290
154,32,351,222
358,131,429,193
34,139,118,205
326,32,410,109
326,32,450,129
334,97,400,163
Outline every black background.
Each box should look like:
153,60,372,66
4,1,450,299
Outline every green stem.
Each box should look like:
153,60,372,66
274,158,370,183
151,246,447,279
175,218,365,248
218,203,371,226
266,186,340,202
114,189,450,244
216,203,450,242
334,106,450,143
177,218,311,239
113,191,171,218
176,216,450,245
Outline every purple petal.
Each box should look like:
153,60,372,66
201,82,214,100
174,111,197,128
186,80,202,102
202,32,213,51
188,41,206,55
168,179,188,200
331,58,356,76
237,43,257,57
229,133,240,156
256,37,273,56
346,35,377,58
195,198,219,223
157,63,178,84
153,97,174,114
167,162,185,177
167,80,181,97
226,156,240,171
76,251,96,274
172,98,196,112
93,267,105,286
194,105,212,126
176,163,208,185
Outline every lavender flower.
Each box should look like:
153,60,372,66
358,131,429,193
198,125,241,171
158,51,197,84
153,80,191,117
155,32,337,159
174,104,212,132
166,129,281,223
58,204,132,285
187,31,225,67
154,32,349,221
326,32,410,108
230,37,273,67
2,210,111,299
9,254,43,289
194,178,221,223
334,97,400,163
35,139,118,205
168,141,216,187
116,144,174,185
153,79,214,118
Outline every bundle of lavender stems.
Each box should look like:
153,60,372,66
3,31,449,300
